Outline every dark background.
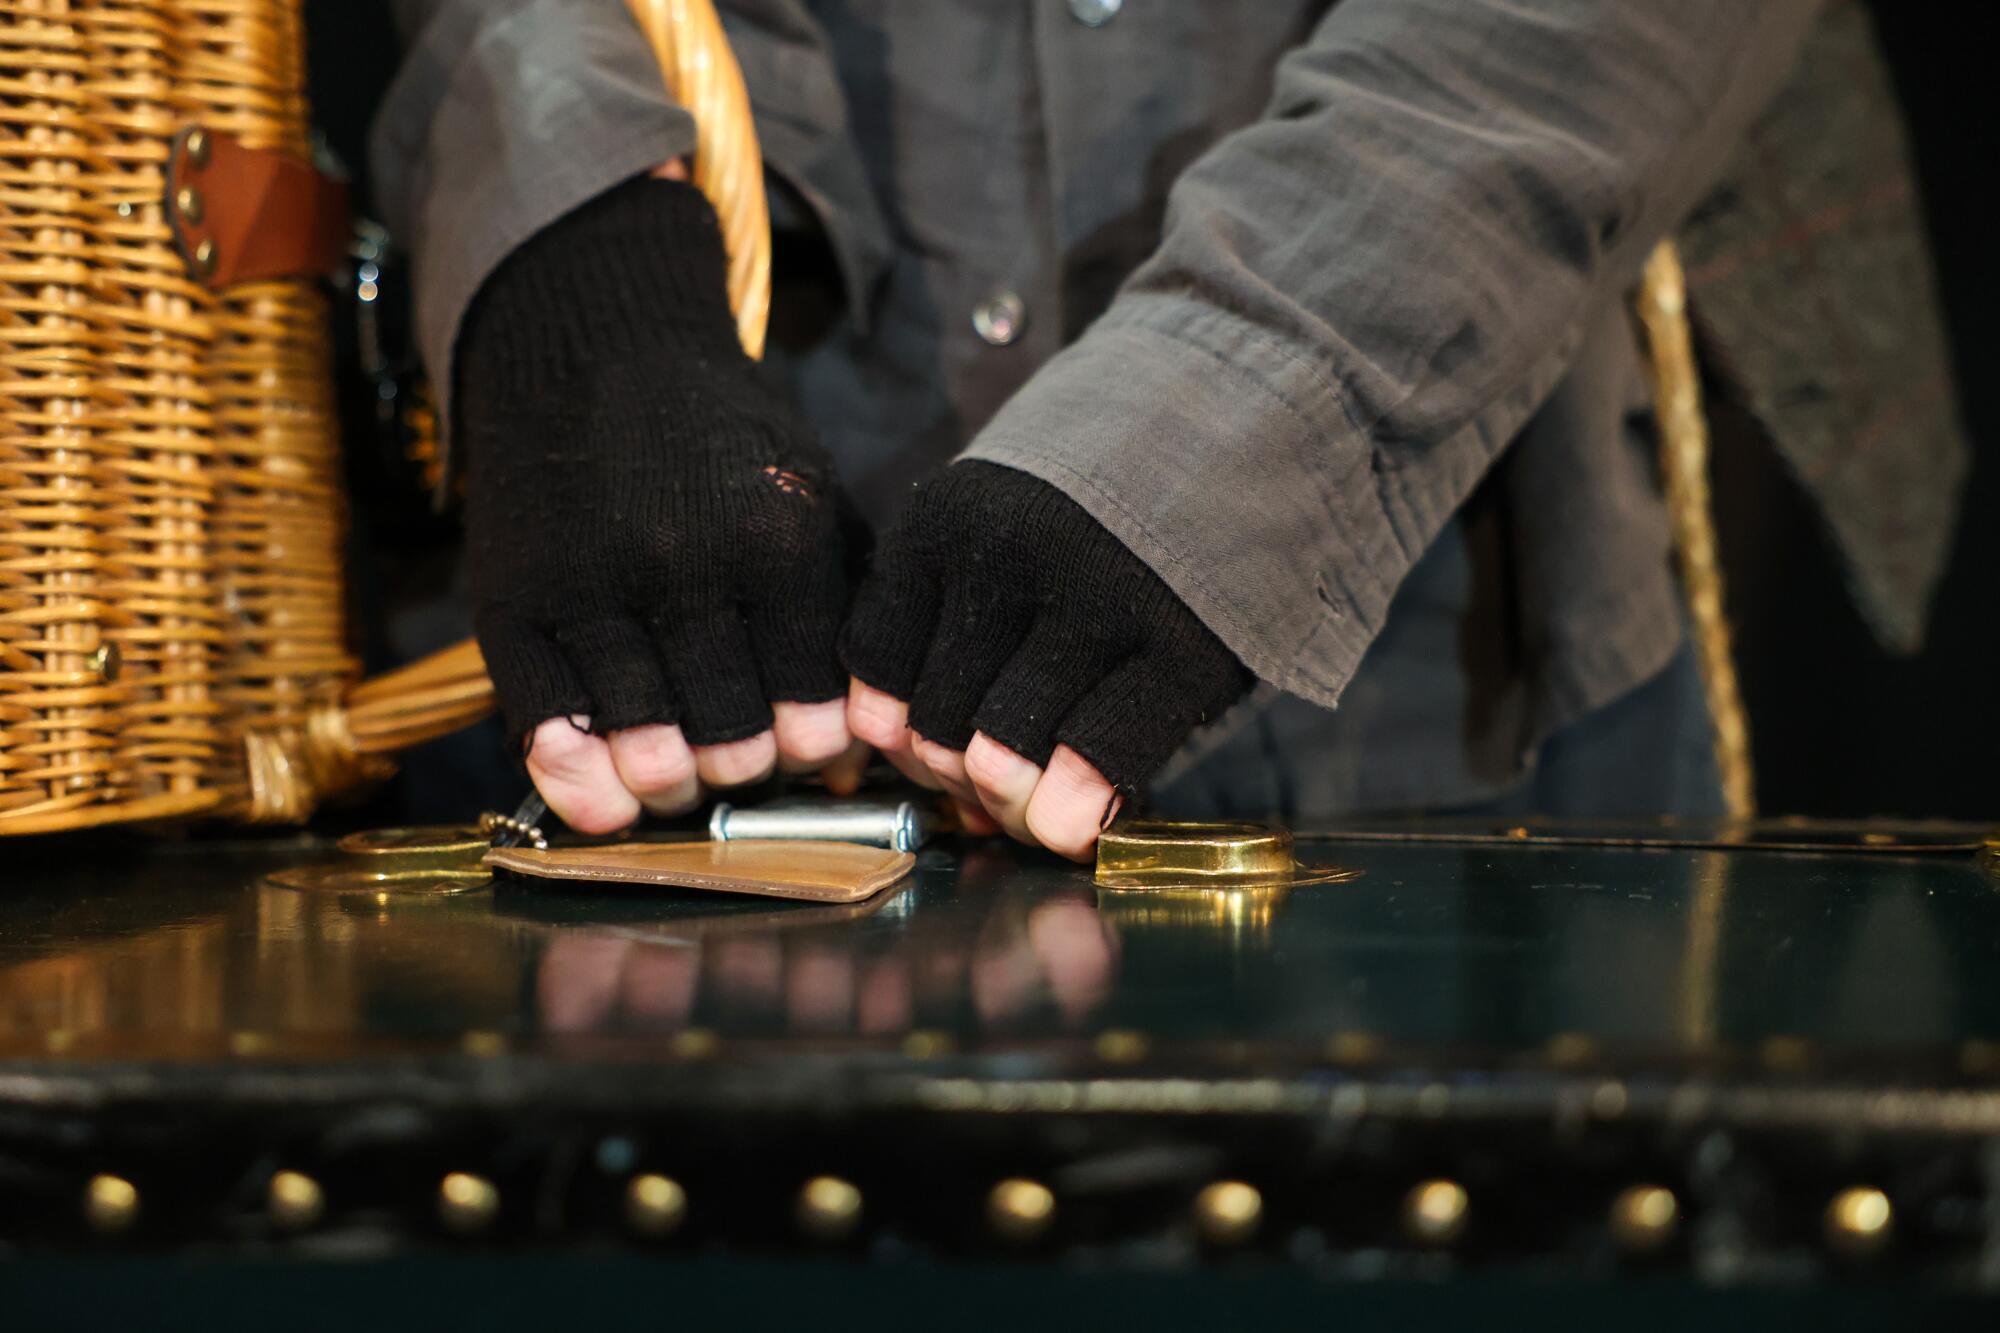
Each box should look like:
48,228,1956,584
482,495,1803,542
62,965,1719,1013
307,1,1996,822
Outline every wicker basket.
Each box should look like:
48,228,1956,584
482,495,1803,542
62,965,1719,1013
0,0,767,834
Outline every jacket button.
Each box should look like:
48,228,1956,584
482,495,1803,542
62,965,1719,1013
1068,0,1121,26
972,289,1026,346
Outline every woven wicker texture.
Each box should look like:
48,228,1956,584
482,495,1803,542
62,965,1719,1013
2,0,348,832
1,0,771,833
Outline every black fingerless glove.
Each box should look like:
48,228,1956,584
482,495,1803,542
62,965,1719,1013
458,176,851,751
842,461,1254,792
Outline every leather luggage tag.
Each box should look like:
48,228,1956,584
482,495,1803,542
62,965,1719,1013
482,838,914,904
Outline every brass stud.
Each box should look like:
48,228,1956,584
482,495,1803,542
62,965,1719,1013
624,1173,687,1238
84,1174,140,1235
87,642,120,683
192,238,217,277
1608,1184,1678,1253
902,1029,954,1059
987,1178,1056,1245
796,1175,863,1241
175,184,204,225
228,1030,268,1057
1761,1035,1813,1071
1326,1031,1379,1065
1825,1186,1892,1256
1403,1178,1469,1246
1192,1180,1262,1247
185,127,210,168
267,1170,324,1231
671,1028,720,1059
1545,1032,1599,1067
1095,1029,1148,1064
438,1171,500,1235
461,1030,507,1058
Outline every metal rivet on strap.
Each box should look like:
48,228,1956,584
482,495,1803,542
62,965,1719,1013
185,127,211,168
175,185,204,225
193,239,217,278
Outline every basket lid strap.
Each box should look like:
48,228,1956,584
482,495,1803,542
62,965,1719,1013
165,126,351,289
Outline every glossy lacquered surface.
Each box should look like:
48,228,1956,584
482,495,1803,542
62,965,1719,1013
3,826,1996,1061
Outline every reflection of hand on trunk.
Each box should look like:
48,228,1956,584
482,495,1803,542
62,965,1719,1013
532,855,1119,1036
536,933,702,1032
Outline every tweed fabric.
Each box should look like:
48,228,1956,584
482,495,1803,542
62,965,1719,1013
1678,2,1967,652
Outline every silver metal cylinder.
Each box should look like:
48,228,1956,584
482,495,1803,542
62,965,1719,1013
708,799,925,852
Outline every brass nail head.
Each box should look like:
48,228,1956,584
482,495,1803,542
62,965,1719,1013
624,1173,687,1238
796,1175,863,1241
1403,1178,1469,1246
1545,1031,1599,1067
438,1171,500,1235
87,642,120,683
268,1170,324,1231
987,1178,1056,1244
1761,1035,1814,1071
671,1028,720,1059
1608,1184,1678,1253
185,127,210,168
1825,1186,1892,1256
175,184,203,225
85,1174,140,1235
461,1030,506,1058
1095,1029,1149,1063
1326,1031,1379,1065
228,1030,268,1057
1193,1179,1262,1247
902,1029,954,1059
193,238,217,276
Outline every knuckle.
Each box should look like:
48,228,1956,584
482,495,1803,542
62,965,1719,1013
1024,806,1092,861
617,746,695,793
963,737,1029,790
779,729,847,766
527,719,597,774
558,790,640,837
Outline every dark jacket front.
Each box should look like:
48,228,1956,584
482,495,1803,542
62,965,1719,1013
373,0,1966,815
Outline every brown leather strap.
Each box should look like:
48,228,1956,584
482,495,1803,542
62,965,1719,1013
165,125,350,288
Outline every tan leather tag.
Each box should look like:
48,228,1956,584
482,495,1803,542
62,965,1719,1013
482,839,914,903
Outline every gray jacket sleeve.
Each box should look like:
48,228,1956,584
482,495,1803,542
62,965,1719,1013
370,0,695,439
962,0,1820,709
